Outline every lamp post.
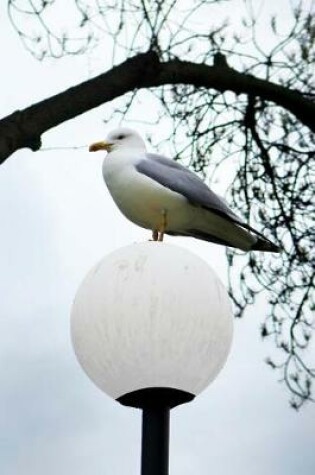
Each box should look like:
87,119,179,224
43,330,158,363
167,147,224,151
71,242,233,475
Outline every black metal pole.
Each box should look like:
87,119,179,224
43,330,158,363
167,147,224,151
141,405,170,475
118,387,193,475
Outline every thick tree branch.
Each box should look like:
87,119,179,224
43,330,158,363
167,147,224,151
152,60,315,132
1,50,314,164
0,51,160,164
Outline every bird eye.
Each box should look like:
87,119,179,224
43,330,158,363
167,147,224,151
116,134,125,140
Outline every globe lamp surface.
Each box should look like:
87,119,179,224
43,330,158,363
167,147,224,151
71,242,233,401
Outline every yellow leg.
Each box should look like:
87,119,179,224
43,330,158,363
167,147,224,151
157,210,168,242
151,230,158,241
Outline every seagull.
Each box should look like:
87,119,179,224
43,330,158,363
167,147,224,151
89,127,280,252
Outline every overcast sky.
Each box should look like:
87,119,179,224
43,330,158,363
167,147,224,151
1,1,314,474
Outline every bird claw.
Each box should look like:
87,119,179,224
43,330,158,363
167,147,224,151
149,229,164,241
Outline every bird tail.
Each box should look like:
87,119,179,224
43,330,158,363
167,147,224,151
234,220,280,253
251,238,281,253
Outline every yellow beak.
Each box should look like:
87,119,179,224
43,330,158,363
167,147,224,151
89,141,113,152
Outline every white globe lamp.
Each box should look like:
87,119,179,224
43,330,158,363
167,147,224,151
71,242,233,475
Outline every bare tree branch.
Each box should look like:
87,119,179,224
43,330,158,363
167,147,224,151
0,50,314,164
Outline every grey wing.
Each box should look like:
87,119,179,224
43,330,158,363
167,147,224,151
136,153,280,252
137,153,243,224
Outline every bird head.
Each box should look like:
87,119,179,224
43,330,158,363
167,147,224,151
89,128,146,153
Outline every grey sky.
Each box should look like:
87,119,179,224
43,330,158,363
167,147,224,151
1,2,314,474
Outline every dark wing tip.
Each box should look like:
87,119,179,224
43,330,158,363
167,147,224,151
251,239,281,253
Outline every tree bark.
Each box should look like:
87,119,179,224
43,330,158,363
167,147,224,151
0,50,314,165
